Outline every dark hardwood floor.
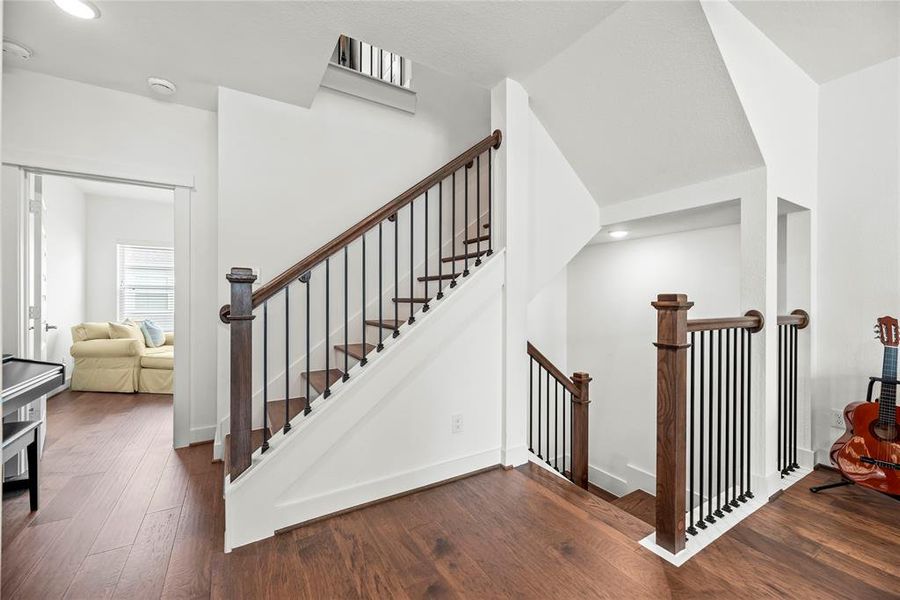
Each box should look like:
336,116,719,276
3,390,898,599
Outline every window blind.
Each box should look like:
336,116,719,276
117,244,175,332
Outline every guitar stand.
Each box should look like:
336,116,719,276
810,478,854,494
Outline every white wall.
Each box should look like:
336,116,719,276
568,225,741,495
527,267,568,373
43,177,87,374
217,64,490,435
84,195,174,323
815,57,900,462
2,70,218,443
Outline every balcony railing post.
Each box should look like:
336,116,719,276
226,267,257,481
571,371,592,490
652,293,693,555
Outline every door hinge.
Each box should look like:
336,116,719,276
28,200,42,214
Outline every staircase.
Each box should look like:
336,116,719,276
220,131,502,489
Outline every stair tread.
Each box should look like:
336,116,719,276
365,319,404,330
417,273,459,282
392,297,431,303
335,343,376,361
267,397,307,434
611,489,656,527
441,250,488,263
301,368,344,394
517,462,653,542
464,234,490,245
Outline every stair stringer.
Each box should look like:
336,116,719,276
224,252,506,550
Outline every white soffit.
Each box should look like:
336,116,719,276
524,1,764,207
732,0,900,83
591,199,741,245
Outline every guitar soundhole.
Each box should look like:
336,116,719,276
870,420,898,441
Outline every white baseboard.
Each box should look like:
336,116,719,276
190,424,216,445
502,444,529,467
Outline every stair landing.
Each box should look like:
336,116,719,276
611,489,656,527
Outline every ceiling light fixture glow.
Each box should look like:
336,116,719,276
609,230,629,239
52,0,101,20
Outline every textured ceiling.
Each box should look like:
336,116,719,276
733,0,900,83
523,1,764,206
3,1,624,111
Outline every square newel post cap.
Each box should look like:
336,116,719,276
651,293,694,311
226,267,257,284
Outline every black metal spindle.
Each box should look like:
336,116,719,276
323,271,335,400
380,49,384,79
463,164,470,277
562,389,567,477
554,379,559,471
304,273,311,415
545,370,550,466
475,155,482,266
792,325,799,469
537,364,542,459
393,213,400,337
369,44,373,77
423,190,430,312
739,328,746,500
731,327,738,507
437,180,444,300
284,286,292,432
361,233,368,366
408,200,415,325
487,148,493,256
262,301,269,451
529,356,534,452
778,325,783,474
715,330,723,518
707,330,715,523
343,248,349,381
745,331,753,499
687,331,696,534
377,223,384,352
697,331,706,530
723,328,732,513
450,171,457,288
400,56,404,87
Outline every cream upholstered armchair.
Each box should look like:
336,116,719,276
69,322,174,394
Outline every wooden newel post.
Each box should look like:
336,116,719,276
652,293,693,554
226,267,257,481
571,371,592,490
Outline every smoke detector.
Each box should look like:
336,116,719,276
3,39,33,61
147,77,177,96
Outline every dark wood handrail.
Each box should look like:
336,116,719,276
777,309,809,329
527,342,580,397
220,129,503,322
687,310,764,333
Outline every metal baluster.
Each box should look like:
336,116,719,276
562,389,567,478
390,52,394,84
745,331,754,499
380,49,384,80
792,325,799,469
697,331,706,530
343,248,349,381
731,327,739,507
423,190,430,312
450,171,458,288
545,370,550,467
377,224,384,352
487,148,493,256
739,328,746,501
361,233,368,365
463,164,470,277
369,44,373,77
284,286,292,432
715,329,723,518
324,259,331,398
723,329,732,513
262,302,269,450
706,330,715,523
529,356,534,453
554,379,559,472
393,213,400,338
437,180,444,300
408,200,415,325
303,272,311,415
778,325,783,474
475,154,482,266
537,364,542,459
687,331,696,534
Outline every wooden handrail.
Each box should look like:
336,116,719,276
527,342,579,397
687,310,764,333
220,129,503,322
777,309,809,329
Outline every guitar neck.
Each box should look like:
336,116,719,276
880,346,897,425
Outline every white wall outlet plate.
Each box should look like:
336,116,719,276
451,413,463,434
830,409,845,429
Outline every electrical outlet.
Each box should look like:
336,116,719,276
830,409,845,429
451,414,463,434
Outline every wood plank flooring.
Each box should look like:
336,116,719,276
4,390,899,599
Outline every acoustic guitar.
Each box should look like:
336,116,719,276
830,316,900,495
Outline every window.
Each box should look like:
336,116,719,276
117,244,175,331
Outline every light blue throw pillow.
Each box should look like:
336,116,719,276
140,319,166,348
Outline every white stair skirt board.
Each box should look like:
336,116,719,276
527,451,571,482
639,492,767,567
777,465,813,492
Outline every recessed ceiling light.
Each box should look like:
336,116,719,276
52,0,101,20
609,230,629,239
147,77,177,96
3,39,33,60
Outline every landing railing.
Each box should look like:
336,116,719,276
221,130,502,481
777,310,809,477
334,34,411,88
527,342,591,489
652,294,764,555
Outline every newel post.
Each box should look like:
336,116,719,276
571,371,592,490
226,267,257,481
652,293,693,554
